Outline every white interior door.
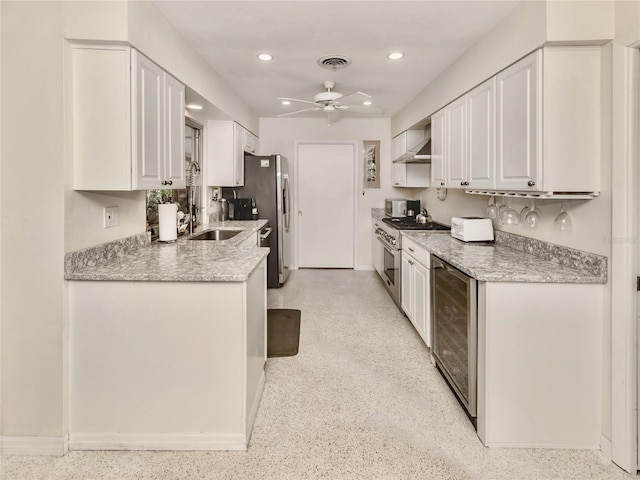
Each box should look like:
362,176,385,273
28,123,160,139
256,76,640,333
297,142,355,268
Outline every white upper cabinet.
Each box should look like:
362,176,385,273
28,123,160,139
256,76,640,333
162,72,187,187
242,128,258,156
430,46,600,196
207,121,259,187
430,109,446,188
466,78,496,189
445,96,467,188
496,47,601,193
435,78,496,190
495,50,540,191
72,44,185,191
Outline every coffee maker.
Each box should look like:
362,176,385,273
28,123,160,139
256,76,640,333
228,198,256,220
406,200,421,219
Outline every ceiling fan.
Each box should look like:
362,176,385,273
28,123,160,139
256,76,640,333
277,81,382,124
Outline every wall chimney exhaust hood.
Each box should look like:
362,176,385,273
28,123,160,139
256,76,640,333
393,125,431,164
393,137,431,164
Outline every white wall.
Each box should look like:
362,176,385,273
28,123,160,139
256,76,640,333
260,117,410,270
1,1,66,439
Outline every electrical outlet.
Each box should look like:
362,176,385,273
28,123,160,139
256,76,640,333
104,206,119,228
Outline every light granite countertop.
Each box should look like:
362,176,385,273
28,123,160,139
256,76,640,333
371,208,606,284
402,231,605,284
65,220,269,282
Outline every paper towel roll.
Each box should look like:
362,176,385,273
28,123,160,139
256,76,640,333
158,203,178,242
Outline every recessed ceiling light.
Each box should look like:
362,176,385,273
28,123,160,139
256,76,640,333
186,104,203,110
258,53,273,62
281,100,291,105
388,52,404,60
363,100,372,106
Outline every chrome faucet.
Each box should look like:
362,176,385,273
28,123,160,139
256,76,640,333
187,160,201,235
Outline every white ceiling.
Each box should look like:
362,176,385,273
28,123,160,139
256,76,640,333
154,1,521,121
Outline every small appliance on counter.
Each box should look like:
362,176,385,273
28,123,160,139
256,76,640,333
228,198,256,220
406,200,421,218
450,217,494,242
385,198,408,218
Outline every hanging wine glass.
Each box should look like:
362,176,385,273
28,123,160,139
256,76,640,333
500,197,519,226
498,197,510,216
524,201,541,229
519,199,532,223
485,196,498,219
554,202,572,231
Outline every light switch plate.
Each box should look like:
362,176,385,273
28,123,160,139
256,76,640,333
104,206,119,228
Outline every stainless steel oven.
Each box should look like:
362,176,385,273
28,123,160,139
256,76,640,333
431,255,478,424
375,223,401,307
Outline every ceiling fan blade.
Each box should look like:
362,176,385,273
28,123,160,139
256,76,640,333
277,107,322,118
336,91,372,102
340,104,384,115
277,97,319,106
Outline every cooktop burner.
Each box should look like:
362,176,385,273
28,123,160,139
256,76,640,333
382,217,450,231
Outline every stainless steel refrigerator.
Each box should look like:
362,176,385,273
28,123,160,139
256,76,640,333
237,154,290,288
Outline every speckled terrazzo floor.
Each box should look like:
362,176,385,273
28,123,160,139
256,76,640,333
0,269,632,479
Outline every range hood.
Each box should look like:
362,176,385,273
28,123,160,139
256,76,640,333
393,126,431,164
393,138,431,164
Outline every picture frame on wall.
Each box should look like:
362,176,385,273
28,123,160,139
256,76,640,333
363,140,380,188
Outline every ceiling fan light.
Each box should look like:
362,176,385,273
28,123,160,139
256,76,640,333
281,100,291,105
388,52,404,60
257,53,273,62
363,100,372,106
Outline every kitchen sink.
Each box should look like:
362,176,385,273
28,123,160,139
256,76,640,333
189,229,241,241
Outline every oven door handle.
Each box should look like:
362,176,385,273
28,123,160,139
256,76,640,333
378,236,398,253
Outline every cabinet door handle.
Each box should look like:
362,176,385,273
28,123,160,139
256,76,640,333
527,180,536,187
161,180,173,186
409,260,414,265
408,247,414,252
460,181,465,186
440,182,445,186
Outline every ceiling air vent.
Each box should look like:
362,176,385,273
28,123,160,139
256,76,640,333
317,55,352,71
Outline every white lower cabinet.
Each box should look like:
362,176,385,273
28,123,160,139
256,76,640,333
401,236,431,347
68,259,267,451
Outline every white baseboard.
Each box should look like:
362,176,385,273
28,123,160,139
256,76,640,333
600,434,612,459
1,435,68,456
68,432,247,451
357,265,375,271
246,371,266,444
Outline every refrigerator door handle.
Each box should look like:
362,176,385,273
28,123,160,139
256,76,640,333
283,175,290,232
